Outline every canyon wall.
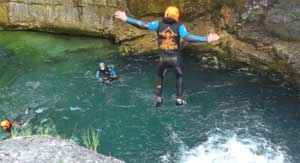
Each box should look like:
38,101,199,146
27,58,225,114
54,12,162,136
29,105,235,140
0,0,299,86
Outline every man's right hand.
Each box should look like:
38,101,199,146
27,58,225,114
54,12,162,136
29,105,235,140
115,11,127,21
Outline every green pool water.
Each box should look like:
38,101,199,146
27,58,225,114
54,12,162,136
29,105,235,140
0,31,299,163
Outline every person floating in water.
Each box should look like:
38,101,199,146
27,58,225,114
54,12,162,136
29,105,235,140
114,6,220,107
96,62,118,83
0,119,18,133
1,107,36,134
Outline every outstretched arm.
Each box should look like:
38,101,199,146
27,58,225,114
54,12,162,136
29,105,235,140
96,71,101,79
114,11,158,31
108,68,118,78
179,25,220,43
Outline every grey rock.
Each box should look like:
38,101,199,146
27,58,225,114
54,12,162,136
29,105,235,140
265,0,300,41
240,0,274,21
274,42,300,75
0,136,124,163
6,0,127,37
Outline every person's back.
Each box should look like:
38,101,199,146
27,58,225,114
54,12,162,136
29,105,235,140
114,6,220,107
157,18,181,52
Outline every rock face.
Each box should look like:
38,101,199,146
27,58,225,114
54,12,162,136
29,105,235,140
265,0,300,41
3,0,127,38
0,0,300,85
0,136,124,163
0,0,9,25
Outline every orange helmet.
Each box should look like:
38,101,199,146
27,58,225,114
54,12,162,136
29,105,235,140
1,120,11,129
164,6,180,22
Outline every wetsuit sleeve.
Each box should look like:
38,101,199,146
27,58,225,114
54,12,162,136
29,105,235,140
179,25,208,42
147,21,159,31
108,68,117,76
126,17,159,31
96,71,101,79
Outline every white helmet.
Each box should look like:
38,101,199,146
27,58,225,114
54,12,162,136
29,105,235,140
99,62,105,68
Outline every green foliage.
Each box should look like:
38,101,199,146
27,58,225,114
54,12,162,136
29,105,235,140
81,127,100,151
2,123,101,153
11,127,32,138
35,123,57,136
8,123,57,138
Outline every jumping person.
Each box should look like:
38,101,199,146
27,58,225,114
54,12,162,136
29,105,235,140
114,6,220,107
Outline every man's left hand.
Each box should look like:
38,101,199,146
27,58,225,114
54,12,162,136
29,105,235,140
207,33,220,42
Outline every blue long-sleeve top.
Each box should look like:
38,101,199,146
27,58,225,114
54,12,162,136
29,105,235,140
126,17,208,42
96,68,117,79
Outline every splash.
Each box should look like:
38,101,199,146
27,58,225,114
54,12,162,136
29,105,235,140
179,133,289,163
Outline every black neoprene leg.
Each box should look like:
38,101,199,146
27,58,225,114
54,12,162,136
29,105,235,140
176,65,183,99
156,63,166,97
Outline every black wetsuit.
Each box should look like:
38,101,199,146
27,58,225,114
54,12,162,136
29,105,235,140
5,125,11,133
156,18,183,99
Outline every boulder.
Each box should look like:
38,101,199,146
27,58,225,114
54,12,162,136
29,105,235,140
0,136,124,163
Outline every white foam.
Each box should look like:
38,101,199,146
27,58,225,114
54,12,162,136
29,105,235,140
69,106,82,111
25,81,40,89
40,118,49,124
160,152,171,163
62,116,70,120
35,107,47,114
179,134,289,163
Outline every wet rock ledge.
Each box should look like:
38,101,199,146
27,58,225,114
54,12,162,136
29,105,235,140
0,136,124,163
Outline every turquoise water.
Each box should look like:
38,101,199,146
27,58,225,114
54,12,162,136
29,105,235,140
0,31,299,163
